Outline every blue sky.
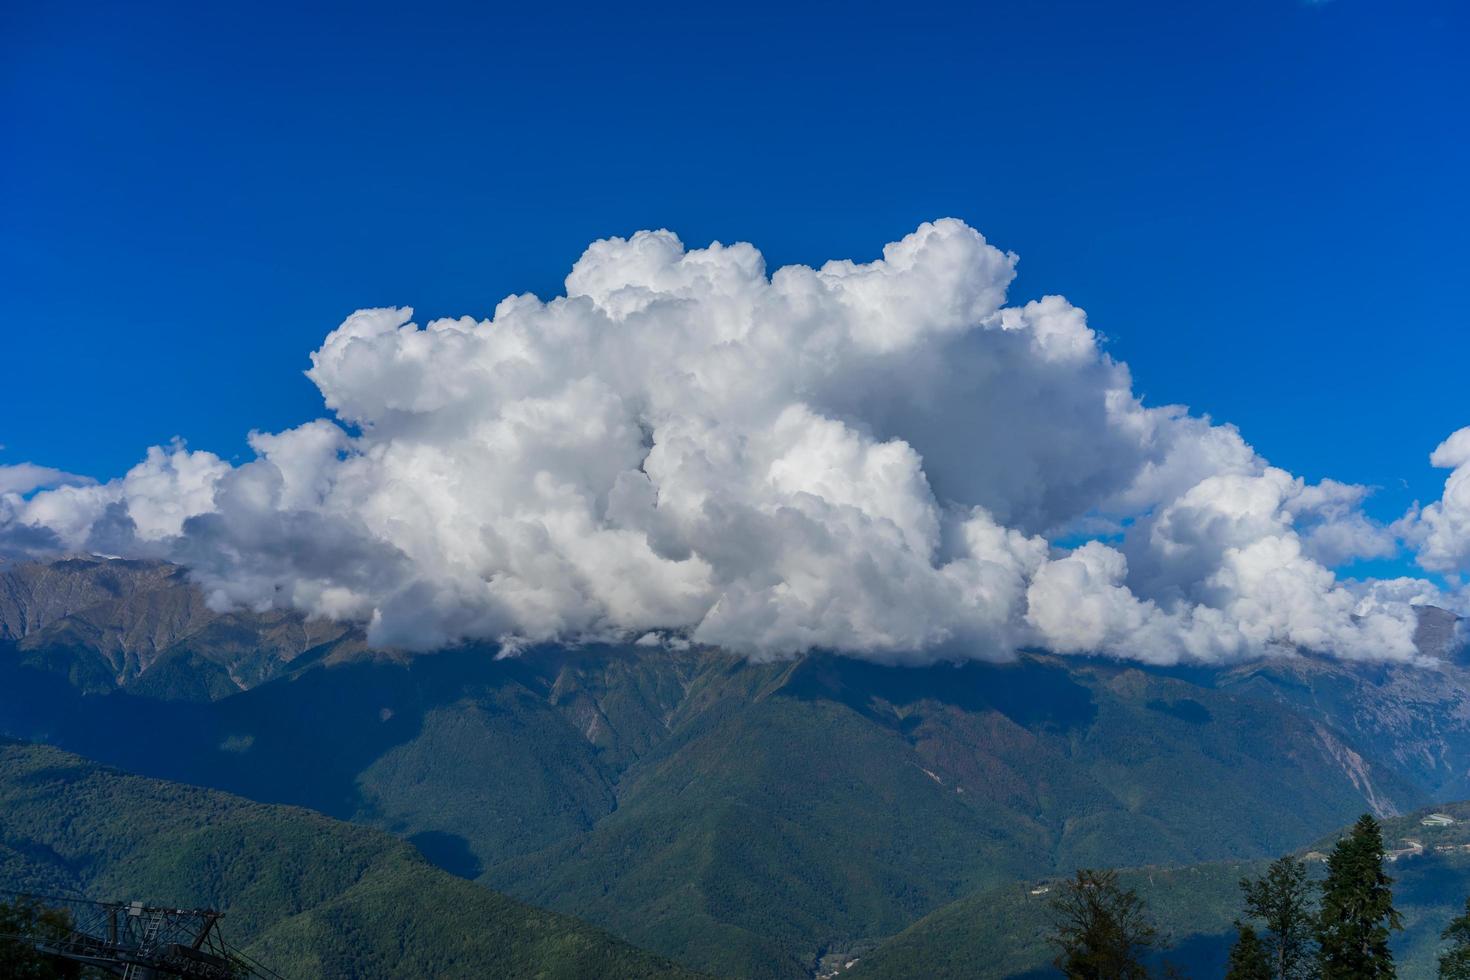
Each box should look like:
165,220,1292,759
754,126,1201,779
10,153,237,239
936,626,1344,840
3,0,1467,536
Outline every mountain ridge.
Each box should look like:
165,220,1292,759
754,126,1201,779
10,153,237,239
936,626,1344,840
3,556,1469,976
0,556,364,697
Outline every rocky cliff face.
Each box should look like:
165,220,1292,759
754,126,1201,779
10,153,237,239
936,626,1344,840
0,556,202,642
1217,610,1470,810
1415,603,1467,661
0,556,360,696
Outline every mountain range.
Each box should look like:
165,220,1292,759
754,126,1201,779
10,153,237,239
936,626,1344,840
2,556,1468,977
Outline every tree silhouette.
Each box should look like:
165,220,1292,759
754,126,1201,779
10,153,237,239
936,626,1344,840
1317,814,1401,980
1048,869,1161,979
1226,921,1271,980
1240,855,1316,980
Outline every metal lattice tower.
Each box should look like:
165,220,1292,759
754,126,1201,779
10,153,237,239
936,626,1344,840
1,892,286,979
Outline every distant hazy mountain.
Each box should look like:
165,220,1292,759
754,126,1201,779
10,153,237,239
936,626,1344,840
0,739,703,979
1,557,1468,977
852,800,1470,979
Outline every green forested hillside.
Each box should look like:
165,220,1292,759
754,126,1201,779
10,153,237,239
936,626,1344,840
852,802,1470,979
0,739,704,979
490,687,1045,978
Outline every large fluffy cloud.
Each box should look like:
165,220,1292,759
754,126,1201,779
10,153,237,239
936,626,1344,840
2,220,1461,663
1407,427,1470,577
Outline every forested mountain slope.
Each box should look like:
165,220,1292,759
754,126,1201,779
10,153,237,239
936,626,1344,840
0,739,704,979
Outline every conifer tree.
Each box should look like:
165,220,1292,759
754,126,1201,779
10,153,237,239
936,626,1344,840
1225,921,1271,980
1048,869,1160,980
1317,814,1401,980
1240,855,1316,980
1441,896,1470,980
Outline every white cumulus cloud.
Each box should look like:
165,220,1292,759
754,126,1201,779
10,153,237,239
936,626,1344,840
2,219,1462,664
1405,427,1470,576
0,462,92,496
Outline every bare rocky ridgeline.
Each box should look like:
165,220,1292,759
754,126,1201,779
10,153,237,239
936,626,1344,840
0,555,361,695
1415,602,1466,661
1,556,212,648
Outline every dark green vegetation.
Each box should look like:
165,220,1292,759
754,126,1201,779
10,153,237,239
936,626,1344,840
853,804,1470,979
1226,924,1270,980
0,740,701,979
3,558,1470,977
1442,899,1470,979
